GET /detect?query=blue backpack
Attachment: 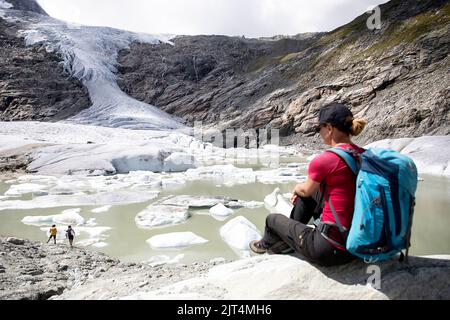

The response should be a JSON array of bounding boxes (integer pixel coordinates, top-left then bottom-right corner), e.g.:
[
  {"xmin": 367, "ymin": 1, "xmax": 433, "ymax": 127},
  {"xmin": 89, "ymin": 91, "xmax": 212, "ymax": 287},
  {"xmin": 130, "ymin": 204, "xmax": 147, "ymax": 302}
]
[{"xmin": 326, "ymin": 147, "xmax": 418, "ymax": 262}]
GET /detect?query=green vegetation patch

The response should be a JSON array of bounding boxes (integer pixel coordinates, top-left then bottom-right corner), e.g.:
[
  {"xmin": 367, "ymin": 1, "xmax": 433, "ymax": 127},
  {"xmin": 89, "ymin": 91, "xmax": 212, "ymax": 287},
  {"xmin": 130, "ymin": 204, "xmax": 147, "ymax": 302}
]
[{"xmin": 364, "ymin": 4, "xmax": 450, "ymax": 55}]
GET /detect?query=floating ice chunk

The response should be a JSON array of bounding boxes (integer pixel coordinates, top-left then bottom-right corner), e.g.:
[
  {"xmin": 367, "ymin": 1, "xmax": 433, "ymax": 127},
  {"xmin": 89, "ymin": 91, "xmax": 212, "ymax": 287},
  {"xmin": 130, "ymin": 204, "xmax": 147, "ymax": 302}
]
[
  {"xmin": 185, "ymin": 165, "xmax": 256, "ymax": 185},
  {"xmin": 124, "ymin": 171, "xmax": 161, "ymax": 185},
  {"xmin": 241, "ymin": 201, "xmax": 265, "ymax": 209},
  {"xmin": 23, "ymin": 215, "xmax": 54, "ymax": 226},
  {"xmin": 77, "ymin": 226, "xmax": 111, "ymax": 239},
  {"xmin": 91, "ymin": 205, "xmax": 112, "ymax": 214},
  {"xmin": 255, "ymin": 168, "xmax": 305, "ymax": 184},
  {"xmin": 77, "ymin": 239, "xmax": 108, "ymax": 248},
  {"xmin": 220, "ymin": 216, "xmax": 261, "ymax": 258},
  {"xmin": 23, "ymin": 208, "xmax": 85, "ymax": 226},
  {"xmin": 264, "ymin": 188, "xmax": 293, "ymax": 217},
  {"xmin": 145, "ymin": 254, "xmax": 185, "ymax": 267},
  {"xmin": 161, "ymin": 177, "xmax": 186, "ymax": 189},
  {"xmin": 0, "ymin": 191, "xmax": 159, "ymax": 211},
  {"xmin": 135, "ymin": 205, "xmax": 190, "ymax": 229},
  {"xmin": 53, "ymin": 208, "xmax": 86, "ymax": 226},
  {"xmin": 209, "ymin": 203, "xmax": 234, "ymax": 217},
  {"xmin": 157, "ymin": 195, "xmax": 237, "ymax": 209},
  {"xmin": 85, "ymin": 218, "xmax": 97, "ymax": 227},
  {"xmin": 74, "ymin": 226, "xmax": 111, "ymax": 247},
  {"xmin": 264, "ymin": 188, "xmax": 280, "ymax": 207},
  {"xmin": 77, "ymin": 239, "xmax": 99, "ymax": 247},
  {"xmin": 4, "ymin": 183, "xmax": 48, "ymax": 196},
  {"xmin": 147, "ymin": 232, "xmax": 208, "ymax": 249}
]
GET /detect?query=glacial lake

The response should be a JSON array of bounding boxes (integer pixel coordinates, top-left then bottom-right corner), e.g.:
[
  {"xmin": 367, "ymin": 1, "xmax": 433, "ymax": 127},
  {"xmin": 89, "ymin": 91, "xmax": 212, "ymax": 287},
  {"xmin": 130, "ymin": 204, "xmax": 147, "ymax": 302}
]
[{"xmin": 0, "ymin": 166, "xmax": 449, "ymax": 265}]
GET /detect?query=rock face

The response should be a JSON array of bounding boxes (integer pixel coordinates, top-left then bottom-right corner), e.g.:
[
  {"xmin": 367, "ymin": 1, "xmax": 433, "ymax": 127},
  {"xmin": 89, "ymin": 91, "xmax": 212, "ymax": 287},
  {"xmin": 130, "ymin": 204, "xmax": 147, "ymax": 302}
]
[
  {"xmin": 117, "ymin": 34, "xmax": 322, "ymax": 132},
  {"xmin": 118, "ymin": 0, "xmax": 450, "ymax": 145},
  {"xmin": 0, "ymin": 4, "xmax": 91, "ymax": 121}
]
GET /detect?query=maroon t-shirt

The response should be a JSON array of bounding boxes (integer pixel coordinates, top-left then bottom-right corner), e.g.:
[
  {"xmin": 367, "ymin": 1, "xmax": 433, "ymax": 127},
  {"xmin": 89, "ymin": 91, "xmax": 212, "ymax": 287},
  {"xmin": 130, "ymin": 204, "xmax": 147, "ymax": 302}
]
[{"xmin": 308, "ymin": 143, "xmax": 365, "ymax": 249}]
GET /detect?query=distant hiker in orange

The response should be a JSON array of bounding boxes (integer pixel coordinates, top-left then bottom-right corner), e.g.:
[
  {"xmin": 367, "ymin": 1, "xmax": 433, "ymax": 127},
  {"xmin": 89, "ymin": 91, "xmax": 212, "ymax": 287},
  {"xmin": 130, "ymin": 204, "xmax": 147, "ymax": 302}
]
[{"xmin": 47, "ymin": 225, "xmax": 57, "ymax": 244}]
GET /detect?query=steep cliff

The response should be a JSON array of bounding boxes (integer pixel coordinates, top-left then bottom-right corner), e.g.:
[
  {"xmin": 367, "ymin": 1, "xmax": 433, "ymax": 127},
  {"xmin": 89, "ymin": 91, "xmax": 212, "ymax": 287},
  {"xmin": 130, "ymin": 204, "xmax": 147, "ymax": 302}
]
[{"xmin": 0, "ymin": 0, "xmax": 91, "ymax": 121}]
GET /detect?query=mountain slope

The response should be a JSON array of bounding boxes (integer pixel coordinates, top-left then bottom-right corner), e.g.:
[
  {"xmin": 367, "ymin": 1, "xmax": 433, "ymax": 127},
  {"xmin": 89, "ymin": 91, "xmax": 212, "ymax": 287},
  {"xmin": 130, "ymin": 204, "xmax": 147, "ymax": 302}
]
[
  {"xmin": 117, "ymin": 33, "xmax": 322, "ymax": 131},
  {"xmin": 0, "ymin": 1, "xmax": 90, "ymax": 121},
  {"xmin": 0, "ymin": 0, "xmax": 185, "ymax": 130},
  {"xmin": 118, "ymin": 0, "xmax": 449, "ymax": 144},
  {"xmin": 0, "ymin": 0, "xmax": 448, "ymax": 143}
]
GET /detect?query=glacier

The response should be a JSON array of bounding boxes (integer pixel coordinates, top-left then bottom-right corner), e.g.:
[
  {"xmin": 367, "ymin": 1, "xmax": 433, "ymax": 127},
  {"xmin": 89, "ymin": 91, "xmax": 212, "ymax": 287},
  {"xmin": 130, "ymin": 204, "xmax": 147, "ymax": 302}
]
[{"xmin": 1, "ymin": 6, "xmax": 185, "ymax": 131}]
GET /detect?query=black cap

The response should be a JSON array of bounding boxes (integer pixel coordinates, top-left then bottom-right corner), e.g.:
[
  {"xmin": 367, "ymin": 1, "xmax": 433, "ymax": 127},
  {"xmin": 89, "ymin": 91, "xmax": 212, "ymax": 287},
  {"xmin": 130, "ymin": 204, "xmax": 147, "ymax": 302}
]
[{"xmin": 317, "ymin": 103, "xmax": 354, "ymax": 133}]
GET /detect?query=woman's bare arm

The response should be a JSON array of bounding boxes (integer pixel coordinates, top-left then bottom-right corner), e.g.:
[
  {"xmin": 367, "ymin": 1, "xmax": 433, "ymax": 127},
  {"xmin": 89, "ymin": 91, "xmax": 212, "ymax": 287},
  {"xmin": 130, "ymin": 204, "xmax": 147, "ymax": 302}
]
[{"xmin": 292, "ymin": 177, "xmax": 321, "ymax": 198}]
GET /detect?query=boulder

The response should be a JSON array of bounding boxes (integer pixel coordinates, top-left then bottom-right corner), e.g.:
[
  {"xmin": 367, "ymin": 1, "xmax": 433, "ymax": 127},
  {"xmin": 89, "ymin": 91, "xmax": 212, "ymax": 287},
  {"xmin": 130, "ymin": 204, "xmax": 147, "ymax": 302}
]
[
  {"xmin": 121, "ymin": 254, "xmax": 450, "ymax": 300},
  {"xmin": 6, "ymin": 237, "xmax": 25, "ymax": 245}
]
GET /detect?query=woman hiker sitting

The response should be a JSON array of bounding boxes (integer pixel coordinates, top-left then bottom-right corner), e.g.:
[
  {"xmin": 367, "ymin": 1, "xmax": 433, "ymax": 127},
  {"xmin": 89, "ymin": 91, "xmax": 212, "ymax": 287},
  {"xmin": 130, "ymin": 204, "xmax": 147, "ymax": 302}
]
[{"xmin": 249, "ymin": 103, "xmax": 368, "ymax": 267}]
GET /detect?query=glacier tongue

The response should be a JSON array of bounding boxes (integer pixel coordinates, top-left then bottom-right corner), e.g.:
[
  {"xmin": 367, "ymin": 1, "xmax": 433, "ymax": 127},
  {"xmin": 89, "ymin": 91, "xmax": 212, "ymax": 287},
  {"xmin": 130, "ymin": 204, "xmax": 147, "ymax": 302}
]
[{"xmin": 2, "ymin": 9, "xmax": 185, "ymax": 130}]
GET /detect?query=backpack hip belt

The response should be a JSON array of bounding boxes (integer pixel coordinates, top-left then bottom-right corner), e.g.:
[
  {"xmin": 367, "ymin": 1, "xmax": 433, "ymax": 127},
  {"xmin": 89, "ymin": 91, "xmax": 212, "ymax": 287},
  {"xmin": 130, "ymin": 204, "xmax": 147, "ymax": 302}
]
[{"xmin": 315, "ymin": 220, "xmax": 348, "ymax": 250}]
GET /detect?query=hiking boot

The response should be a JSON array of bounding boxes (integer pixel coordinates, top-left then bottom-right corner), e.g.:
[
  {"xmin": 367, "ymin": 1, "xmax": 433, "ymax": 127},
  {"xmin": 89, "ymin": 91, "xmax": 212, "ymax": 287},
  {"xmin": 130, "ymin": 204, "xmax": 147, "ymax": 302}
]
[{"xmin": 249, "ymin": 240, "xmax": 269, "ymax": 254}]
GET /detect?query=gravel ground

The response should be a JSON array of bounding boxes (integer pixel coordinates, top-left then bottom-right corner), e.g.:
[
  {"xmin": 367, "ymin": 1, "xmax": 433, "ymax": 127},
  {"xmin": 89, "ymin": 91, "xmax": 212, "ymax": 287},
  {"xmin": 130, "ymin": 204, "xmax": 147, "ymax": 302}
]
[{"xmin": 0, "ymin": 237, "xmax": 229, "ymax": 300}]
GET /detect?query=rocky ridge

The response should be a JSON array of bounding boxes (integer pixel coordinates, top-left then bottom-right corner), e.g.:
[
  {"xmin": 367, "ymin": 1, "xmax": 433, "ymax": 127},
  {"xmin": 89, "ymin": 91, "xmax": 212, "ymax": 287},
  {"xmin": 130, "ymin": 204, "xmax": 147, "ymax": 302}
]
[{"xmin": 0, "ymin": 1, "xmax": 91, "ymax": 121}]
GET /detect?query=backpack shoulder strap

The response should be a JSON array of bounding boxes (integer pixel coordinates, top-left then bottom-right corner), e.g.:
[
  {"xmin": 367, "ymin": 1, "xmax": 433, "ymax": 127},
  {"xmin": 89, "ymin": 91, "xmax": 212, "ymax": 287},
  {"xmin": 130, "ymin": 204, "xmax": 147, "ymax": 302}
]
[
  {"xmin": 322, "ymin": 147, "xmax": 362, "ymax": 238},
  {"xmin": 327, "ymin": 147, "xmax": 361, "ymax": 176},
  {"xmin": 323, "ymin": 189, "xmax": 348, "ymax": 236}
]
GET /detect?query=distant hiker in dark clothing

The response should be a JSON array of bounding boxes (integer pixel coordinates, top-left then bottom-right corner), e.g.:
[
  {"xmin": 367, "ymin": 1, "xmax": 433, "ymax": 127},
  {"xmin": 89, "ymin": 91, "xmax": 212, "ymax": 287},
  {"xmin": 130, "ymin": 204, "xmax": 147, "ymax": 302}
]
[
  {"xmin": 47, "ymin": 225, "xmax": 57, "ymax": 244},
  {"xmin": 65, "ymin": 226, "xmax": 75, "ymax": 248},
  {"xmin": 250, "ymin": 103, "xmax": 368, "ymax": 266}
]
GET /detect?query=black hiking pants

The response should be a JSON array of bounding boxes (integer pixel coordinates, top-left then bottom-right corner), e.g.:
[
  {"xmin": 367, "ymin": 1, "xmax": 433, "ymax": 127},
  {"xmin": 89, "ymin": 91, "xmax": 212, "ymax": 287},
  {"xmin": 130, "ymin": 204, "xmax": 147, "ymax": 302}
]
[
  {"xmin": 47, "ymin": 235, "xmax": 56, "ymax": 244},
  {"xmin": 261, "ymin": 191, "xmax": 356, "ymax": 267}
]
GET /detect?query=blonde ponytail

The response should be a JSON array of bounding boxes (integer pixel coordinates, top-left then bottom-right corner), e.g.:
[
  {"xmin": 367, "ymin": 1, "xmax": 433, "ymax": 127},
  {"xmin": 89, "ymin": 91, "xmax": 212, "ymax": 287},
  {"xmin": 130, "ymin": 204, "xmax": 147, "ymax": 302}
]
[{"xmin": 350, "ymin": 118, "xmax": 368, "ymax": 136}]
